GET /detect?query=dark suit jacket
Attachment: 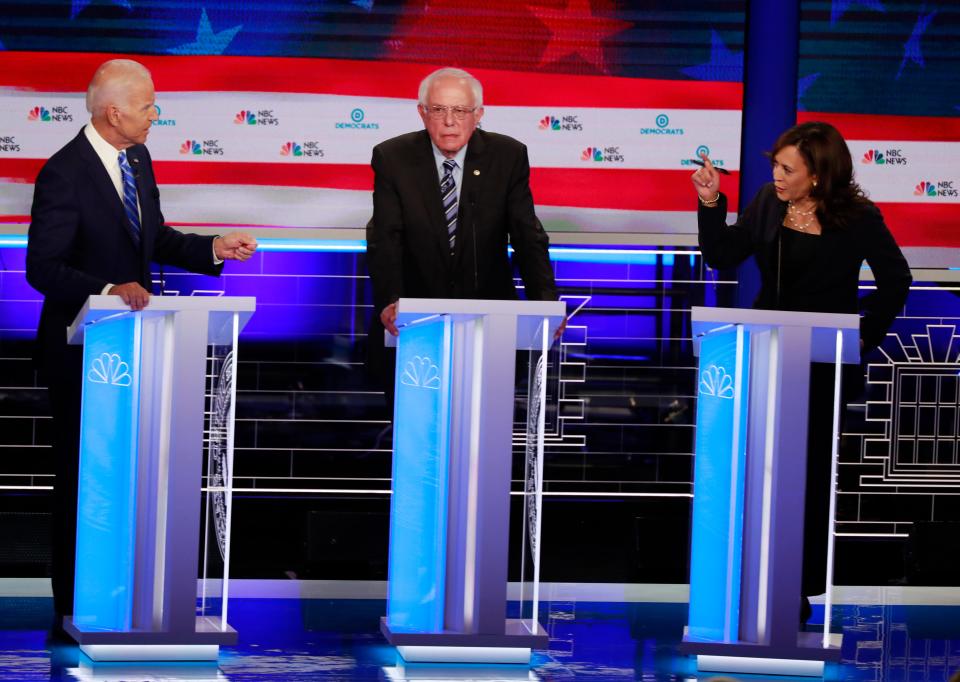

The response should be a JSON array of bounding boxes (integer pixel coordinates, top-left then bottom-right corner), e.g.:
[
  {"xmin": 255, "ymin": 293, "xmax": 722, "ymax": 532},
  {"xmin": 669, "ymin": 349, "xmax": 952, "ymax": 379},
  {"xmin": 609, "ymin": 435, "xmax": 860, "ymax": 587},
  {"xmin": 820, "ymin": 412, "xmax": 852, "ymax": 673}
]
[
  {"xmin": 697, "ymin": 183, "xmax": 912, "ymax": 351},
  {"xmin": 366, "ymin": 128, "xmax": 558, "ymax": 312},
  {"xmin": 26, "ymin": 127, "xmax": 222, "ymax": 366}
]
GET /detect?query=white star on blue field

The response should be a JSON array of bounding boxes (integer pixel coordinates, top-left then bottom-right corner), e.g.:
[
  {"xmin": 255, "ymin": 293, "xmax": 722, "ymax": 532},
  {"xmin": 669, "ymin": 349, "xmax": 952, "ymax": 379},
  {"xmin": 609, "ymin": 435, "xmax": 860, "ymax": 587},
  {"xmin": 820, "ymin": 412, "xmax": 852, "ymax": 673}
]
[
  {"xmin": 681, "ymin": 30, "xmax": 742, "ymax": 82},
  {"xmin": 831, "ymin": 0, "xmax": 885, "ymax": 27},
  {"xmin": 71, "ymin": 0, "xmax": 132, "ymax": 20},
  {"xmin": 168, "ymin": 8, "xmax": 242, "ymax": 56},
  {"xmin": 897, "ymin": 9, "xmax": 937, "ymax": 80}
]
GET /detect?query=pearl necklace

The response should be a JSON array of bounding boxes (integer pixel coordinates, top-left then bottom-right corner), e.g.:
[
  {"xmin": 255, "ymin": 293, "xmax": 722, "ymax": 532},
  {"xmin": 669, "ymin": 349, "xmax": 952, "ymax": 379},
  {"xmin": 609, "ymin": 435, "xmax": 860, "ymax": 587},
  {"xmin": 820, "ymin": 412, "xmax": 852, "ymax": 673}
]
[{"xmin": 787, "ymin": 201, "xmax": 817, "ymax": 232}]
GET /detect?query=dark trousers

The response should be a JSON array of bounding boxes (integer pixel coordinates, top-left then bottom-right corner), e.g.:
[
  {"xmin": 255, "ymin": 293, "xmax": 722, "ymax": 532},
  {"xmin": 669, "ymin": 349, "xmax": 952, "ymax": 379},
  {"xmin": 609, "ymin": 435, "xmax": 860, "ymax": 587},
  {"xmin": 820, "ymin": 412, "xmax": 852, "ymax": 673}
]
[
  {"xmin": 801, "ymin": 362, "xmax": 864, "ymax": 597},
  {"xmin": 43, "ymin": 345, "xmax": 83, "ymax": 619}
]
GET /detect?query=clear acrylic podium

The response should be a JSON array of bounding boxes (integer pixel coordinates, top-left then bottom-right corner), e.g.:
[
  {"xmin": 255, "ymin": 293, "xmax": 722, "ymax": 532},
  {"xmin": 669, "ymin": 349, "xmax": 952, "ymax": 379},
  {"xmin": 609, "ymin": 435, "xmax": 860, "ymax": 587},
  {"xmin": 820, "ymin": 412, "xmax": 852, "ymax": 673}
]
[
  {"xmin": 64, "ymin": 295, "xmax": 255, "ymax": 662},
  {"xmin": 681, "ymin": 306, "xmax": 860, "ymax": 677},
  {"xmin": 380, "ymin": 297, "xmax": 566, "ymax": 664}
]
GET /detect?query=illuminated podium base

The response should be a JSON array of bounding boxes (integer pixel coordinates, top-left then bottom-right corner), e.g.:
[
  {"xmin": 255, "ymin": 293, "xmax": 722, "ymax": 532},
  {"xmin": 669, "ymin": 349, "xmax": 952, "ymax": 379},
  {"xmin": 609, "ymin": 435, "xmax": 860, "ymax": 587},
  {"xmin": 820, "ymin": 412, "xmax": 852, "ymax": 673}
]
[
  {"xmin": 681, "ymin": 628, "xmax": 842, "ymax": 677},
  {"xmin": 64, "ymin": 615, "xmax": 237, "ymax": 662},
  {"xmin": 381, "ymin": 618, "xmax": 548, "ymax": 664}
]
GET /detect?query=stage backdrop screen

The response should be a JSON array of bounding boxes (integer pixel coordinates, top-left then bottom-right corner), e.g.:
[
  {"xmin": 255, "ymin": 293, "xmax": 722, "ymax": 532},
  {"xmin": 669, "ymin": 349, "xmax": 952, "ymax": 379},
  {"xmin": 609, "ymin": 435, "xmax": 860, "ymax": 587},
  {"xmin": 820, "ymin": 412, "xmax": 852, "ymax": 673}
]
[
  {"xmin": 798, "ymin": 0, "xmax": 960, "ymax": 249},
  {"xmin": 0, "ymin": 1, "xmax": 744, "ymax": 237}
]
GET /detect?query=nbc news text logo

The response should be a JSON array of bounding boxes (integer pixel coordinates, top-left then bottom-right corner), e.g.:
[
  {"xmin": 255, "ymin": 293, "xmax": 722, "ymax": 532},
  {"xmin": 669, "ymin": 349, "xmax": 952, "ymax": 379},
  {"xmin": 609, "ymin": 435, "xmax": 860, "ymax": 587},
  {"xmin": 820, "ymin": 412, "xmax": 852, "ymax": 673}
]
[
  {"xmin": 862, "ymin": 149, "xmax": 907, "ymax": 166},
  {"xmin": 640, "ymin": 113, "xmax": 683, "ymax": 135},
  {"xmin": 234, "ymin": 109, "xmax": 280, "ymax": 126},
  {"xmin": 914, "ymin": 180, "xmax": 958, "ymax": 198},
  {"xmin": 581, "ymin": 146, "xmax": 624, "ymax": 163},
  {"xmin": 27, "ymin": 105, "xmax": 73, "ymax": 123},
  {"xmin": 280, "ymin": 141, "xmax": 323, "ymax": 158},
  {"xmin": 0, "ymin": 136, "xmax": 21, "ymax": 152},
  {"xmin": 538, "ymin": 115, "xmax": 582, "ymax": 132},
  {"xmin": 179, "ymin": 139, "xmax": 224, "ymax": 156}
]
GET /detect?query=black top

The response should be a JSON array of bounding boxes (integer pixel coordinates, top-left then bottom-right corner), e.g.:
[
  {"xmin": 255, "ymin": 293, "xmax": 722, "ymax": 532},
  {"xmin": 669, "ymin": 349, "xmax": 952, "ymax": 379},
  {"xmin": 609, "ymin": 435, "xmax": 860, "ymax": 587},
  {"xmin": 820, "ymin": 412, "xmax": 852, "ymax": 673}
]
[{"xmin": 697, "ymin": 183, "xmax": 913, "ymax": 351}]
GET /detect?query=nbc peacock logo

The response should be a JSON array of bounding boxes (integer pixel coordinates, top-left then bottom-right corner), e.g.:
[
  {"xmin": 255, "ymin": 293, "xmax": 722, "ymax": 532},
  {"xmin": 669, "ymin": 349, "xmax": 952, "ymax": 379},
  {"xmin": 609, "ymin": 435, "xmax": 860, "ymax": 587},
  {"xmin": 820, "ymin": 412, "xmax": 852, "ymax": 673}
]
[
  {"xmin": 862, "ymin": 149, "xmax": 885, "ymax": 164},
  {"xmin": 581, "ymin": 147, "xmax": 603, "ymax": 162},
  {"xmin": 234, "ymin": 109, "xmax": 279, "ymax": 126},
  {"xmin": 28, "ymin": 106, "xmax": 51, "ymax": 122},
  {"xmin": 914, "ymin": 181, "xmax": 936, "ymax": 197},
  {"xmin": 180, "ymin": 140, "xmax": 202, "ymax": 155},
  {"xmin": 581, "ymin": 146, "xmax": 623, "ymax": 163},
  {"xmin": 281, "ymin": 141, "xmax": 323, "ymax": 158},
  {"xmin": 27, "ymin": 105, "xmax": 72, "ymax": 122},
  {"xmin": 539, "ymin": 114, "xmax": 581, "ymax": 131},
  {"xmin": 539, "ymin": 116, "xmax": 560, "ymax": 131},
  {"xmin": 280, "ymin": 141, "xmax": 302, "ymax": 157}
]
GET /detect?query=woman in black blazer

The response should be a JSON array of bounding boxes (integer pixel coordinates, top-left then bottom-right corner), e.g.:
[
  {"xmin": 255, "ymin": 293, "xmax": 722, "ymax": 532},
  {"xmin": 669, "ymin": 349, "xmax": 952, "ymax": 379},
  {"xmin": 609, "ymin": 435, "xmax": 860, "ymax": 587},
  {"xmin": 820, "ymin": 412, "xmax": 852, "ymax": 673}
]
[{"xmin": 691, "ymin": 121, "xmax": 912, "ymax": 623}]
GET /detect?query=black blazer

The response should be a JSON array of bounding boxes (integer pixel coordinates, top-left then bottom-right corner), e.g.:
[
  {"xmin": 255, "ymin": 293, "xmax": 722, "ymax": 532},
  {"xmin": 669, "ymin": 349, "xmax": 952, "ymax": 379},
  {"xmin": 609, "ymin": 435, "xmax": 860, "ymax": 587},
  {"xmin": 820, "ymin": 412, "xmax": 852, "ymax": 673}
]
[
  {"xmin": 26, "ymin": 128, "xmax": 222, "ymax": 366},
  {"xmin": 697, "ymin": 183, "xmax": 912, "ymax": 351},
  {"xmin": 366, "ymin": 128, "xmax": 558, "ymax": 312}
]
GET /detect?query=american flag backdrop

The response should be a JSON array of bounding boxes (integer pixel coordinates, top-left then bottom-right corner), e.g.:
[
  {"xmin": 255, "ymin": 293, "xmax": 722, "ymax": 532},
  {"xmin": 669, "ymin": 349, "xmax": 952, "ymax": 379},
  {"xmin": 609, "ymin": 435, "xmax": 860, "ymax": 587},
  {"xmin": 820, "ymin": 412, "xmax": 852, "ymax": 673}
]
[
  {"xmin": 0, "ymin": 0, "xmax": 957, "ymax": 246},
  {"xmin": 0, "ymin": 1, "xmax": 746, "ymax": 237}
]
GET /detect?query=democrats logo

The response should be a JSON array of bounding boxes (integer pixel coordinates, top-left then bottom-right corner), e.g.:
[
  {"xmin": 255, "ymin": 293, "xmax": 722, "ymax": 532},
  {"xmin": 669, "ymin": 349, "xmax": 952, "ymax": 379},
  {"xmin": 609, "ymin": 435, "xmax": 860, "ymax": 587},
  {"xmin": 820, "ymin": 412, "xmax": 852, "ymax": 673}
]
[
  {"xmin": 152, "ymin": 105, "xmax": 176, "ymax": 127},
  {"xmin": 862, "ymin": 149, "xmax": 907, "ymax": 166},
  {"xmin": 234, "ymin": 109, "xmax": 279, "ymax": 126},
  {"xmin": 680, "ymin": 145, "xmax": 726, "ymax": 169},
  {"xmin": 27, "ymin": 105, "xmax": 73, "ymax": 123},
  {"xmin": 915, "ymin": 180, "xmax": 958, "ymax": 198},
  {"xmin": 539, "ymin": 114, "xmax": 582, "ymax": 131},
  {"xmin": 335, "ymin": 107, "xmax": 380, "ymax": 130},
  {"xmin": 280, "ymin": 141, "xmax": 323, "ymax": 158},
  {"xmin": 581, "ymin": 146, "xmax": 624, "ymax": 163},
  {"xmin": 180, "ymin": 139, "xmax": 224, "ymax": 156},
  {"xmin": 641, "ymin": 113, "xmax": 683, "ymax": 136},
  {"xmin": 0, "ymin": 136, "xmax": 21, "ymax": 153}
]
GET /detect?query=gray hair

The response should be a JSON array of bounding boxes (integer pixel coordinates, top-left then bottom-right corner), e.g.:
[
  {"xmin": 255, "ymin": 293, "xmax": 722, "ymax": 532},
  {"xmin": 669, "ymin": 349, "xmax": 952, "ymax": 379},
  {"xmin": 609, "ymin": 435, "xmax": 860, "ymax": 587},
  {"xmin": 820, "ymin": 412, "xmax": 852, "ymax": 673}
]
[
  {"xmin": 417, "ymin": 67, "xmax": 483, "ymax": 108},
  {"xmin": 86, "ymin": 59, "xmax": 153, "ymax": 117}
]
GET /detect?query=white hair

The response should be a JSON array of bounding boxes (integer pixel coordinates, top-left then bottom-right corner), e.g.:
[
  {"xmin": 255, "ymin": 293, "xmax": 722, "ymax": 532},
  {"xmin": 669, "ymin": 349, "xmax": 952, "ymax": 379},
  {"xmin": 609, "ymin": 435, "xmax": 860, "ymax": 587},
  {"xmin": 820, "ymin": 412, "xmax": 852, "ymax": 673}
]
[
  {"xmin": 417, "ymin": 67, "xmax": 483, "ymax": 108},
  {"xmin": 85, "ymin": 59, "xmax": 153, "ymax": 117}
]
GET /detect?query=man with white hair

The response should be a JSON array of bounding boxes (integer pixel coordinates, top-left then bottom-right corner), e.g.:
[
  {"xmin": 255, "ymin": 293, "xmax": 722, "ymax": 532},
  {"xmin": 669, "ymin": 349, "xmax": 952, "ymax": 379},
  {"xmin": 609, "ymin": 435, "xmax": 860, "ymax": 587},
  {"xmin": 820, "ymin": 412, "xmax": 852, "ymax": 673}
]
[
  {"xmin": 367, "ymin": 67, "xmax": 558, "ymax": 337},
  {"xmin": 26, "ymin": 59, "xmax": 257, "ymax": 632}
]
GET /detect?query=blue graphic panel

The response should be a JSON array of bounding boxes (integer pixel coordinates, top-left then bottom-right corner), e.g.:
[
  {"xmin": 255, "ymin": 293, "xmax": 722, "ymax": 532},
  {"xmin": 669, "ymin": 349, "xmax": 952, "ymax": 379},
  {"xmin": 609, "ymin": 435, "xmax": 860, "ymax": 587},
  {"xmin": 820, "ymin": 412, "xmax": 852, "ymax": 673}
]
[
  {"xmin": 688, "ymin": 326, "xmax": 749, "ymax": 642},
  {"xmin": 74, "ymin": 314, "xmax": 141, "ymax": 631},
  {"xmin": 386, "ymin": 317, "xmax": 452, "ymax": 633}
]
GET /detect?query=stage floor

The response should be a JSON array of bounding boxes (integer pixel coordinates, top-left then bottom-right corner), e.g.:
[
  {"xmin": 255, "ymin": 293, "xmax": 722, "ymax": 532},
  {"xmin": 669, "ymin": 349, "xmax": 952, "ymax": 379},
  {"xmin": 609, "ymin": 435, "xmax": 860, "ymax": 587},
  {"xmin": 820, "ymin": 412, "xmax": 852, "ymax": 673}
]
[{"xmin": 1, "ymin": 583, "xmax": 958, "ymax": 681}]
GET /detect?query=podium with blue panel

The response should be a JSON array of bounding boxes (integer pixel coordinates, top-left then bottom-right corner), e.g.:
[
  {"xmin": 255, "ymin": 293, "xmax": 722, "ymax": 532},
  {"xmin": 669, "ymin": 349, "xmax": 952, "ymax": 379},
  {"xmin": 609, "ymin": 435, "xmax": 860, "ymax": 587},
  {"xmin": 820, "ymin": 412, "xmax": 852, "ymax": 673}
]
[
  {"xmin": 64, "ymin": 295, "xmax": 255, "ymax": 662},
  {"xmin": 681, "ymin": 306, "xmax": 860, "ymax": 677},
  {"xmin": 380, "ymin": 297, "xmax": 566, "ymax": 664}
]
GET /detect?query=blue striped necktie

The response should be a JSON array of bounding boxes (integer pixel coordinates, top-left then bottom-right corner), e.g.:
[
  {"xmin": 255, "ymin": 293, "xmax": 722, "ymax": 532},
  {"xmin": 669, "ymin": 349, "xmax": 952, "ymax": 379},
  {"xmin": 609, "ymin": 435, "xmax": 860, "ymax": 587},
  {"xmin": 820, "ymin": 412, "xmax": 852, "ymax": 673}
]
[
  {"xmin": 118, "ymin": 150, "xmax": 141, "ymax": 248},
  {"xmin": 440, "ymin": 158, "xmax": 458, "ymax": 254}
]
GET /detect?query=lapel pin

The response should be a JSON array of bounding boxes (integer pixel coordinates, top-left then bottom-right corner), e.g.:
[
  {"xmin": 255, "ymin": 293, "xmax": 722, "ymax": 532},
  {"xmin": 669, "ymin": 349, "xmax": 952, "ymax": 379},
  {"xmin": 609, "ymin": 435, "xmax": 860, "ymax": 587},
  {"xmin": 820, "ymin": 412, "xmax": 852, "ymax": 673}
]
[{"xmin": 473, "ymin": 169, "xmax": 480, "ymax": 176}]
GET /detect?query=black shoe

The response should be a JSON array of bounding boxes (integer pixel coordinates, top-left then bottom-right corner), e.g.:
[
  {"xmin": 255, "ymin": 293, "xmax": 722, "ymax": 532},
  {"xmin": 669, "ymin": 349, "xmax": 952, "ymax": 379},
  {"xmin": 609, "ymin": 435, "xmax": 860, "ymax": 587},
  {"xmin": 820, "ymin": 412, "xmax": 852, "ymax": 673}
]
[{"xmin": 800, "ymin": 596, "xmax": 812, "ymax": 625}]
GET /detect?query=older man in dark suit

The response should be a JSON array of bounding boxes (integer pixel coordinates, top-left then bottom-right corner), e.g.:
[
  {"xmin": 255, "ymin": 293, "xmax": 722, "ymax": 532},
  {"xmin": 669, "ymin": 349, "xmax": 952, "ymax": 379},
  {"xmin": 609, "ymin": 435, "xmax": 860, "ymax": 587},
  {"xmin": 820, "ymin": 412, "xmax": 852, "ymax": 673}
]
[
  {"xmin": 26, "ymin": 59, "xmax": 256, "ymax": 629},
  {"xmin": 367, "ymin": 67, "xmax": 559, "ymax": 336}
]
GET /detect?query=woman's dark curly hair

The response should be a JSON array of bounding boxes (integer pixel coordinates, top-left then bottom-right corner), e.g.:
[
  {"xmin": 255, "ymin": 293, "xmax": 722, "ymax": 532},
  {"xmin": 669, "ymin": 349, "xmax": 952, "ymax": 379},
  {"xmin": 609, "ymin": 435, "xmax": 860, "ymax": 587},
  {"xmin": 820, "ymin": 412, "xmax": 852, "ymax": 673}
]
[{"xmin": 770, "ymin": 121, "xmax": 872, "ymax": 229}]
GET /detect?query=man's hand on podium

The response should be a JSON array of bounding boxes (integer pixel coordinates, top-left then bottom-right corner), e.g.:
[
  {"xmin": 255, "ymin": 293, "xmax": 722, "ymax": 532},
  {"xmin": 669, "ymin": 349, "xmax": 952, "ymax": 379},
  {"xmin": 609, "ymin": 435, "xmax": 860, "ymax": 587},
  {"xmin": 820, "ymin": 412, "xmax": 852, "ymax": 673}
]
[
  {"xmin": 381, "ymin": 302, "xmax": 399, "ymax": 336},
  {"xmin": 109, "ymin": 282, "xmax": 150, "ymax": 311},
  {"xmin": 214, "ymin": 232, "xmax": 258, "ymax": 262}
]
